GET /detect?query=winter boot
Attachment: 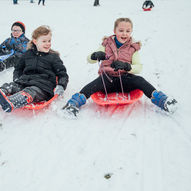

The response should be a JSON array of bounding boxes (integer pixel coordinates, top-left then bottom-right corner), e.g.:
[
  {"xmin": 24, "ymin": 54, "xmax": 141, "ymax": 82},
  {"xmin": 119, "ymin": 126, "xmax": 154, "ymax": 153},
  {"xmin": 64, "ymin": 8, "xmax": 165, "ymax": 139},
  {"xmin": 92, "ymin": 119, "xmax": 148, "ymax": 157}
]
[
  {"xmin": 62, "ymin": 93, "xmax": 86, "ymax": 116},
  {"xmin": 0, "ymin": 90, "xmax": 33, "ymax": 112},
  {"xmin": 151, "ymin": 90, "xmax": 177, "ymax": 113}
]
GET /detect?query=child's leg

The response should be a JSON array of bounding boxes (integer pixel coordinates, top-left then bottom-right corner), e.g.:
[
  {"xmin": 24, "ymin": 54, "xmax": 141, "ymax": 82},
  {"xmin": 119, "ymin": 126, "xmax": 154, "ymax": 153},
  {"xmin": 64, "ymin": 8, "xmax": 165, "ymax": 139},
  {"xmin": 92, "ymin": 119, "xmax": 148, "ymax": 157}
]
[
  {"xmin": 63, "ymin": 75, "xmax": 115, "ymax": 116},
  {"xmin": 23, "ymin": 86, "xmax": 49, "ymax": 102},
  {"xmin": 121, "ymin": 74, "xmax": 177, "ymax": 113},
  {"xmin": 0, "ymin": 86, "xmax": 48, "ymax": 112},
  {"xmin": 80, "ymin": 75, "xmax": 115, "ymax": 99},
  {"xmin": 121, "ymin": 74, "xmax": 155, "ymax": 98},
  {"xmin": 0, "ymin": 82, "xmax": 23, "ymax": 95}
]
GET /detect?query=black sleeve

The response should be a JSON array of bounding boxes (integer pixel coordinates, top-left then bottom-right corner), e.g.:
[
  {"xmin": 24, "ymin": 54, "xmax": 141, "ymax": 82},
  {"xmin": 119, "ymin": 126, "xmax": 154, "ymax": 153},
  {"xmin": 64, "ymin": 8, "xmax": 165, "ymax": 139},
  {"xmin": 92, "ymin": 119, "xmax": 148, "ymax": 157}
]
[
  {"xmin": 13, "ymin": 55, "xmax": 25, "ymax": 81},
  {"xmin": 52, "ymin": 54, "xmax": 69, "ymax": 90}
]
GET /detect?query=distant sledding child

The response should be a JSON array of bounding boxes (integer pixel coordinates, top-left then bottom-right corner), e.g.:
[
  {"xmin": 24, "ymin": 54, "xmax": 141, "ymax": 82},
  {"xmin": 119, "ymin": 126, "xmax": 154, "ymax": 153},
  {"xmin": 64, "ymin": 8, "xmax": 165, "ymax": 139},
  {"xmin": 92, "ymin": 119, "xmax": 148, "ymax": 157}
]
[
  {"xmin": 62, "ymin": 17, "xmax": 177, "ymax": 116},
  {"xmin": 0, "ymin": 25, "xmax": 69, "ymax": 112},
  {"xmin": 0, "ymin": 21, "xmax": 29, "ymax": 71},
  {"xmin": 142, "ymin": 0, "xmax": 154, "ymax": 10}
]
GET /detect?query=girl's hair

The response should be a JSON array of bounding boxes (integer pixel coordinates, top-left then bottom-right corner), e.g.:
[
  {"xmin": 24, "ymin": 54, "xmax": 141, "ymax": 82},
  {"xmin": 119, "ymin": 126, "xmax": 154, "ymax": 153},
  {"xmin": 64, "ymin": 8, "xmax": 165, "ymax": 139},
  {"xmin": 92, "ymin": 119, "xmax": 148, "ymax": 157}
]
[
  {"xmin": 114, "ymin": 18, "xmax": 133, "ymax": 30},
  {"xmin": 32, "ymin": 25, "xmax": 52, "ymax": 40},
  {"xmin": 27, "ymin": 25, "xmax": 59, "ymax": 54}
]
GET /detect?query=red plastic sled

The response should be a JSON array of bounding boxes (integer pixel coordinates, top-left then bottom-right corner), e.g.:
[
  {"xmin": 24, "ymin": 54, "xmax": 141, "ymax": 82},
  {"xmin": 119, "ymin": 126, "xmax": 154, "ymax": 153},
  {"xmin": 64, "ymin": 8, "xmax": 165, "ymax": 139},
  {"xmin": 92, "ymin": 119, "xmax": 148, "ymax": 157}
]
[
  {"xmin": 91, "ymin": 89, "xmax": 143, "ymax": 106},
  {"xmin": 23, "ymin": 94, "xmax": 58, "ymax": 110},
  {"xmin": 143, "ymin": 8, "xmax": 151, "ymax": 11}
]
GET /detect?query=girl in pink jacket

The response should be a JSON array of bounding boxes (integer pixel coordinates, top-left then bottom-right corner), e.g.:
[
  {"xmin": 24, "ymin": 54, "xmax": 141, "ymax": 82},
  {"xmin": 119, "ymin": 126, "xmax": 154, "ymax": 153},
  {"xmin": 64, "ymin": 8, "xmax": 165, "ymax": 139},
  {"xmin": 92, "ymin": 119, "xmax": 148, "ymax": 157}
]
[{"xmin": 62, "ymin": 18, "xmax": 177, "ymax": 116}]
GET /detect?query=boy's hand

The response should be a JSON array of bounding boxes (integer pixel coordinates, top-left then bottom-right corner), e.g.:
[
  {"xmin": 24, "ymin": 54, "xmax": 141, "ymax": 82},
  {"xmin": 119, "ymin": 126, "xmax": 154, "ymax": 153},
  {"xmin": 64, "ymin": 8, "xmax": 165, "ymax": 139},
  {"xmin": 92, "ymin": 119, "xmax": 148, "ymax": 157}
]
[
  {"xmin": 111, "ymin": 61, "xmax": 132, "ymax": 72},
  {"xmin": 91, "ymin": 51, "xmax": 106, "ymax": 61}
]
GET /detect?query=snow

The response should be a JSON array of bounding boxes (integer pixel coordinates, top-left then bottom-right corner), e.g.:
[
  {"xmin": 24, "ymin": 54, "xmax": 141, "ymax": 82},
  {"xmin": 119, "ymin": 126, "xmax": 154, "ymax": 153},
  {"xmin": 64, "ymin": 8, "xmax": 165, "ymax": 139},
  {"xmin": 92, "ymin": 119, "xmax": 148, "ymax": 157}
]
[{"xmin": 0, "ymin": 0, "xmax": 191, "ymax": 191}]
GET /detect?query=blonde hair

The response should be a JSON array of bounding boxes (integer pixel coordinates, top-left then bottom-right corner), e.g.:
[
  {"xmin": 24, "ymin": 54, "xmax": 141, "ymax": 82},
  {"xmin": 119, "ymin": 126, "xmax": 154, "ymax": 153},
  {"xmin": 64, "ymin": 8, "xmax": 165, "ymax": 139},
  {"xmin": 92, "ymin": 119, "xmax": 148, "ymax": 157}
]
[
  {"xmin": 32, "ymin": 25, "xmax": 52, "ymax": 40},
  {"xmin": 114, "ymin": 18, "xmax": 133, "ymax": 30},
  {"xmin": 27, "ymin": 25, "xmax": 59, "ymax": 54}
]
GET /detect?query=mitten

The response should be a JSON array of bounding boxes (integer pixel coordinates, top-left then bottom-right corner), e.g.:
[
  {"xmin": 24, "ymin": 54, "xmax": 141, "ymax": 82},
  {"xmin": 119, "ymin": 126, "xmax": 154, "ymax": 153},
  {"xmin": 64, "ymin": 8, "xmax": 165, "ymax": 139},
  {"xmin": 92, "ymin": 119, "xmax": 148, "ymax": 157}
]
[
  {"xmin": 91, "ymin": 51, "xmax": 106, "ymax": 61},
  {"xmin": 111, "ymin": 61, "xmax": 132, "ymax": 71},
  {"xmin": 54, "ymin": 85, "xmax": 64, "ymax": 96}
]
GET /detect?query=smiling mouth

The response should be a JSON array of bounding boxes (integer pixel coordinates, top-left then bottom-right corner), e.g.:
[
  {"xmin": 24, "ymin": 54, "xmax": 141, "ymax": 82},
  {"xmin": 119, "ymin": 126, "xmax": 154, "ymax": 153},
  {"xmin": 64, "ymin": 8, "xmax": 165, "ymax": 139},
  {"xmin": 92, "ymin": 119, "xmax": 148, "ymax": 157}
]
[{"xmin": 121, "ymin": 37, "xmax": 127, "ymax": 40}]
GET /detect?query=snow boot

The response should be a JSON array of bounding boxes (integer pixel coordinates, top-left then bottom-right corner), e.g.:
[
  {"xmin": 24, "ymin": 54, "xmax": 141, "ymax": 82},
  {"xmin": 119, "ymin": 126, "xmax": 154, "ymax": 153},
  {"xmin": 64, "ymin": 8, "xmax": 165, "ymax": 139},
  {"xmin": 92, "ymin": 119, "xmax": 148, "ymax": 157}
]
[
  {"xmin": 0, "ymin": 89, "xmax": 33, "ymax": 112},
  {"xmin": 62, "ymin": 93, "xmax": 86, "ymax": 116},
  {"xmin": 151, "ymin": 90, "xmax": 177, "ymax": 114}
]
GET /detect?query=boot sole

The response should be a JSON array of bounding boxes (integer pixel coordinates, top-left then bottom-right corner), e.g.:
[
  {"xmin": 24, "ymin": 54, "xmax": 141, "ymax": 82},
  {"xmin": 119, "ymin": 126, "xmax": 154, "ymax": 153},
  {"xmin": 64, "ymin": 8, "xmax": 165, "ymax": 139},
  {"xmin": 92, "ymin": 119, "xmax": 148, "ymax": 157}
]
[{"xmin": 0, "ymin": 89, "xmax": 14, "ymax": 112}]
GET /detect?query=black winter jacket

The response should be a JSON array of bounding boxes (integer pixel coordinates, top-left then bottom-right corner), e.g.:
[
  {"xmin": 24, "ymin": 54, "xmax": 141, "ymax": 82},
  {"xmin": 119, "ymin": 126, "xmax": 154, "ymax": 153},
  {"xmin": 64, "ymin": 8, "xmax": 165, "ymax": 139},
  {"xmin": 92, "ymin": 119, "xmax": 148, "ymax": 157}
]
[{"xmin": 13, "ymin": 46, "xmax": 69, "ymax": 99}]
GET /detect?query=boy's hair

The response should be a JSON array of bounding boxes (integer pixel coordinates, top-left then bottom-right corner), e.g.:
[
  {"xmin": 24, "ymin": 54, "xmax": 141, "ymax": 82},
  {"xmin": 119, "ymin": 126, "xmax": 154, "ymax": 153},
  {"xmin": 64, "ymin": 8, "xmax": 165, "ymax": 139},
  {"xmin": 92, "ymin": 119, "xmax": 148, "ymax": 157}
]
[
  {"xmin": 11, "ymin": 21, "xmax": 26, "ymax": 33},
  {"xmin": 114, "ymin": 18, "xmax": 133, "ymax": 30}
]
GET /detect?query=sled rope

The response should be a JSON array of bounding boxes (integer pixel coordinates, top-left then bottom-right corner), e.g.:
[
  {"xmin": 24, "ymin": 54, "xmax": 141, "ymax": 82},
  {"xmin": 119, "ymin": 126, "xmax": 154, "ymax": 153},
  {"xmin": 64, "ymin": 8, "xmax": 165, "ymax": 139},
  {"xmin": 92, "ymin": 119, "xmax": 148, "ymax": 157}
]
[
  {"xmin": 118, "ymin": 70, "xmax": 125, "ymax": 99},
  {"xmin": 98, "ymin": 61, "xmax": 108, "ymax": 100}
]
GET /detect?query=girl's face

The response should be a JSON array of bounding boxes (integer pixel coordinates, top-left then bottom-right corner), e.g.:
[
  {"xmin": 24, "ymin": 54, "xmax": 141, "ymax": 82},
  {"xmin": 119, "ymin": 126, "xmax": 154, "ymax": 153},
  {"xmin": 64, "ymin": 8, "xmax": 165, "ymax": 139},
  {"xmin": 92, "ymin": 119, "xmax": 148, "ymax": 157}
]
[
  {"xmin": 114, "ymin": 21, "xmax": 132, "ymax": 44},
  {"xmin": 12, "ymin": 26, "xmax": 23, "ymax": 38},
  {"xmin": 33, "ymin": 33, "xmax": 52, "ymax": 53}
]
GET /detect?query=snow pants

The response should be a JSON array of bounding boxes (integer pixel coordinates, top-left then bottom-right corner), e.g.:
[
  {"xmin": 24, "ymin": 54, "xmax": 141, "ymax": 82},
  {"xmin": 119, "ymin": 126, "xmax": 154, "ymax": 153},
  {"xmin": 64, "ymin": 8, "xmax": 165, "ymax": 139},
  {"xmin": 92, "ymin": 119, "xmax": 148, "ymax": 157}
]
[
  {"xmin": 0, "ymin": 82, "xmax": 49, "ymax": 102},
  {"xmin": 80, "ymin": 73, "xmax": 156, "ymax": 99},
  {"xmin": 38, "ymin": 0, "xmax": 45, "ymax": 5},
  {"xmin": 13, "ymin": 0, "xmax": 18, "ymax": 4}
]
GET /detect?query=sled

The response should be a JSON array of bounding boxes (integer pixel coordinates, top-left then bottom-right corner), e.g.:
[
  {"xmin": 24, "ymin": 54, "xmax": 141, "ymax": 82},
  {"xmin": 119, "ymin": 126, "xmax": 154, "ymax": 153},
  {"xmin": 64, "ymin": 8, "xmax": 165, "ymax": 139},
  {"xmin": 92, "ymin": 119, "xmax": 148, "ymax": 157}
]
[
  {"xmin": 91, "ymin": 89, "xmax": 143, "ymax": 106},
  {"xmin": 0, "ymin": 49, "xmax": 14, "ymax": 62},
  {"xmin": 143, "ymin": 8, "xmax": 151, "ymax": 11},
  {"xmin": 23, "ymin": 94, "xmax": 58, "ymax": 110}
]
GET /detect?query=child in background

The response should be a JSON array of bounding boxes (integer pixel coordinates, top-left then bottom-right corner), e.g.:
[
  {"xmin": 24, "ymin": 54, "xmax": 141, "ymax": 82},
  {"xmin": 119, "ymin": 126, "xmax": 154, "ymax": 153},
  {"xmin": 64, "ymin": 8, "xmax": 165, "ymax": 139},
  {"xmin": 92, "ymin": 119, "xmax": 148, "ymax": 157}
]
[
  {"xmin": 0, "ymin": 25, "xmax": 68, "ymax": 112},
  {"xmin": 38, "ymin": 0, "xmax": 45, "ymax": 6},
  {"xmin": 62, "ymin": 17, "xmax": 177, "ymax": 116},
  {"xmin": 0, "ymin": 21, "xmax": 29, "ymax": 71},
  {"xmin": 142, "ymin": 0, "xmax": 154, "ymax": 10}
]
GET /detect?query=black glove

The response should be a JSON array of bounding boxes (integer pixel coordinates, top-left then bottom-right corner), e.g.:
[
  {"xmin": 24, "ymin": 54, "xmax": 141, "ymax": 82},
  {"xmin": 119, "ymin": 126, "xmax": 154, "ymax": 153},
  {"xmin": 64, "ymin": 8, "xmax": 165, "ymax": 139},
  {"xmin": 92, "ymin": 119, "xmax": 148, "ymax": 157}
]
[
  {"xmin": 4, "ymin": 55, "xmax": 17, "ymax": 69},
  {"xmin": 0, "ymin": 61, "xmax": 6, "ymax": 72},
  {"xmin": 91, "ymin": 51, "xmax": 106, "ymax": 61},
  {"xmin": 111, "ymin": 61, "xmax": 132, "ymax": 72},
  {"xmin": 0, "ymin": 46, "xmax": 11, "ymax": 55}
]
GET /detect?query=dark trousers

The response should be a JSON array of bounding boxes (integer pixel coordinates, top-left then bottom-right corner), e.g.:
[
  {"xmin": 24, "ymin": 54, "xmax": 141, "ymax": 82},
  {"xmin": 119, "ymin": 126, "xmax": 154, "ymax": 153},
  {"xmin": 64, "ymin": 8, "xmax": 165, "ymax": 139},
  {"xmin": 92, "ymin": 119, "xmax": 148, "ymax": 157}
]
[
  {"xmin": 1, "ymin": 82, "xmax": 49, "ymax": 102},
  {"xmin": 13, "ymin": 0, "xmax": 18, "ymax": 4},
  {"xmin": 80, "ymin": 74, "xmax": 156, "ymax": 99},
  {"xmin": 38, "ymin": 0, "xmax": 45, "ymax": 5}
]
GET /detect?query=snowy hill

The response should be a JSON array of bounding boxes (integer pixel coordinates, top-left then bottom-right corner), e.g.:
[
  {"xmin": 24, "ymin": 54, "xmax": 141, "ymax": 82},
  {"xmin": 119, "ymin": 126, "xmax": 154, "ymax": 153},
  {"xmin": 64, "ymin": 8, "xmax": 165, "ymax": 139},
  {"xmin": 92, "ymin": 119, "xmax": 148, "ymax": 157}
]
[{"xmin": 0, "ymin": 0, "xmax": 191, "ymax": 191}]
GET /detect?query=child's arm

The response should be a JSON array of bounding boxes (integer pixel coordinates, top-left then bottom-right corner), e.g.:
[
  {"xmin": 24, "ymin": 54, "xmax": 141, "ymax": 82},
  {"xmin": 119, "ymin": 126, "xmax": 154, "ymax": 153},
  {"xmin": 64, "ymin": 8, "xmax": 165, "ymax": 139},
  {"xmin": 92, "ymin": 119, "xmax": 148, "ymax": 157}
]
[
  {"xmin": 129, "ymin": 51, "xmax": 142, "ymax": 74},
  {"xmin": 0, "ymin": 38, "xmax": 11, "ymax": 50},
  {"xmin": 13, "ymin": 37, "xmax": 29, "ymax": 56},
  {"xmin": 13, "ymin": 56, "xmax": 25, "ymax": 81},
  {"xmin": 87, "ymin": 45, "xmax": 105, "ymax": 64},
  {"xmin": 52, "ymin": 55, "xmax": 69, "ymax": 90}
]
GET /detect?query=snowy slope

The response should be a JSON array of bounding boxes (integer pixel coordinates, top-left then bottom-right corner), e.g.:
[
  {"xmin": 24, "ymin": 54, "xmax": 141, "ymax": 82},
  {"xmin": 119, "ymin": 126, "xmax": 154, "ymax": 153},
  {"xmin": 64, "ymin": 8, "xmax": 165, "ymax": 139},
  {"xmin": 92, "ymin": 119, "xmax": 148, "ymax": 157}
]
[{"xmin": 0, "ymin": 0, "xmax": 191, "ymax": 191}]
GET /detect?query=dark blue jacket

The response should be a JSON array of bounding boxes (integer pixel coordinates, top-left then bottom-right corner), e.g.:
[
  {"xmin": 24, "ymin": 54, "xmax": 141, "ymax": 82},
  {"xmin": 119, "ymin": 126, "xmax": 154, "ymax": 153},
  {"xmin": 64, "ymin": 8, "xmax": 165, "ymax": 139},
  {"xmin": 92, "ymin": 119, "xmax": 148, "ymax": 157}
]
[{"xmin": 0, "ymin": 33, "xmax": 29, "ymax": 57}]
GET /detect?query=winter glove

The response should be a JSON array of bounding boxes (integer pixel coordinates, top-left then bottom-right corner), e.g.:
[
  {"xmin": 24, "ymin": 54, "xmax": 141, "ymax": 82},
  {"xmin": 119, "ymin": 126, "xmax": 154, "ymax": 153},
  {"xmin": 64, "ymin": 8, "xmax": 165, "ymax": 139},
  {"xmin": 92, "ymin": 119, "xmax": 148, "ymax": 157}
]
[
  {"xmin": 4, "ymin": 55, "xmax": 17, "ymax": 69},
  {"xmin": 54, "ymin": 85, "xmax": 64, "ymax": 96},
  {"xmin": 0, "ymin": 61, "xmax": 6, "ymax": 72},
  {"xmin": 0, "ymin": 46, "xmax": 12, "ymax": 55},
  {"xmin": 91, "ymin": 51, "xmax": 106, "ymax": 61},
  {"xmin": 111, "ymin": 61, "xmax": 132, "ymax": 72}
]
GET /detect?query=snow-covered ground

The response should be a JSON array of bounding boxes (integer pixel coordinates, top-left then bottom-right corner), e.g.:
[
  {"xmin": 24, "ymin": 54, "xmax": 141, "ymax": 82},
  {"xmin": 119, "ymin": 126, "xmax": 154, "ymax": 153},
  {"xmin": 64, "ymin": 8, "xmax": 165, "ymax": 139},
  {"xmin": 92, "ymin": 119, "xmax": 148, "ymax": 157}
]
[{"xmin": 0, "ymin": 0, "xmax": 191, "ymax": 191}]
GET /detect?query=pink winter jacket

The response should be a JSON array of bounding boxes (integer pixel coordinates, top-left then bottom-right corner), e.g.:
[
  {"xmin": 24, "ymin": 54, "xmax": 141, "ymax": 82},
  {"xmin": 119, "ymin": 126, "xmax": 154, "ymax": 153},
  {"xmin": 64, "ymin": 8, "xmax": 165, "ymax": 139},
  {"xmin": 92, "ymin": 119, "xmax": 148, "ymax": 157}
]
[{"xmin": 99, "ymin": 35, "xmax": 141, "ymax": 77}]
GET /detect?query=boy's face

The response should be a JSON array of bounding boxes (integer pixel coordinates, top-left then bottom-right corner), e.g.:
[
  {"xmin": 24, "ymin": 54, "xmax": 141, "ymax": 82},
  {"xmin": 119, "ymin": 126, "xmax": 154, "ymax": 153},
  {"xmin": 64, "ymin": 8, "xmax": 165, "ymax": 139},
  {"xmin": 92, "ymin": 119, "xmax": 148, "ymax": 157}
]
[
  {"xmin": 11, "ymin": 26, "xmax": 23, "ymax": 38},
  {"xmin": 114, "ymin": 21, "xmax": 132, "ymax": 44},
  {"xmin": 33, "ymin": 33, "xmax": 52, "ymax": 53}
]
